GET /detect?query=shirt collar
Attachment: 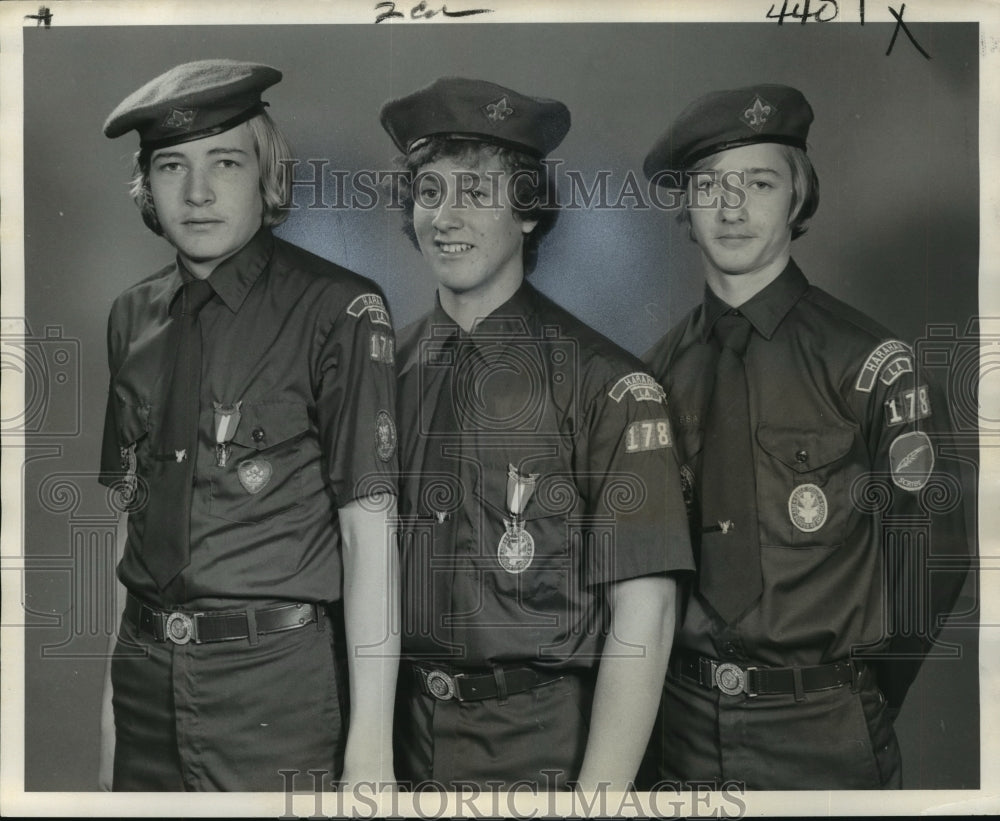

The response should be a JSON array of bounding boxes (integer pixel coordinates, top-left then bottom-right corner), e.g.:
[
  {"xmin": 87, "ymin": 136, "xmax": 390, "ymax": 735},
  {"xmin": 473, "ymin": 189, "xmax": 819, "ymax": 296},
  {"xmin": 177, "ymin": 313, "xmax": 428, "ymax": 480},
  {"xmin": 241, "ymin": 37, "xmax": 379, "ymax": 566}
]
[
  {"xmin": 700, "ymin": 259, "xmax": 809, "ymax": 342},
  {"xmin": 170, "ymin": 227, "xmax": 274, "ymax": 313},
  {"xmin": 430, "ymin": 279, "xmax": 540, "ymax": 342}
]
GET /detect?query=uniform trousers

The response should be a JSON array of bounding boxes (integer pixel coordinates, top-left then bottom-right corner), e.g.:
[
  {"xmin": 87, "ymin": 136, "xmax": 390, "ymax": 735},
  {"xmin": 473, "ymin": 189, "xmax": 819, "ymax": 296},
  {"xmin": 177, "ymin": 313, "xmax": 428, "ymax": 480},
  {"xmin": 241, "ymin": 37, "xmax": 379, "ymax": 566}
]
[
  {"xmin": 395, "ymin": 667, "xmax": 594, "ymax": 790},
  {"xmin": 653, "ymin": 661, "xmax": 902, "ymax": 790},
  {"xmin": 111, "ymin": 605, "xmax": 344, "ymax": 791}
]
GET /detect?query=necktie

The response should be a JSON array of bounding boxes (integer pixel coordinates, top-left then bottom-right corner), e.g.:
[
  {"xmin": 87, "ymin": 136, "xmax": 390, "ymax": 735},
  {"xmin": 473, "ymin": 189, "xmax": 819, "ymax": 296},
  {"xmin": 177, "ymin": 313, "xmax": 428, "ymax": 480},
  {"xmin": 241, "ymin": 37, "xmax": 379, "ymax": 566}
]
[
  {"xmin": 698, "ymin": 311, "xmax": 763, "ymax": 623},
  {"xmin": 140, "ymin": 277, "xmax": 215, "ymax": 590}
]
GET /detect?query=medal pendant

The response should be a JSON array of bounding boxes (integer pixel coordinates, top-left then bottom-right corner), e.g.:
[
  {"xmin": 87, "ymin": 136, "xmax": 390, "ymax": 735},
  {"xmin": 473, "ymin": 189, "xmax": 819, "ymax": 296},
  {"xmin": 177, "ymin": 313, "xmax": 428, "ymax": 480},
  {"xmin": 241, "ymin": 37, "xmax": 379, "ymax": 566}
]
[
  {"xmin": 497, "ymin": 517, "xmax": 535, "ymax": 574},
  {"xmin": 216, "ymin": 443, "xmax": 231, "ymax": 468}
]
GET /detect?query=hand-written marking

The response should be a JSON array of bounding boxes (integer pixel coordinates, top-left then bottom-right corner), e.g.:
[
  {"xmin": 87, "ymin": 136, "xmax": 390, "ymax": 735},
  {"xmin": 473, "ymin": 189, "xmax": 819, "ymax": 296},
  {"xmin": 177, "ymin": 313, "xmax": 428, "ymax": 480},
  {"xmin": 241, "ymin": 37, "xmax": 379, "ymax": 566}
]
[
  {"xmin": 375, "ymin": 1, "xmax": 494, "ymax": 24},
  {"xmin": 765, "ymin": 1, "xmax": 929, "ymax": 59}
]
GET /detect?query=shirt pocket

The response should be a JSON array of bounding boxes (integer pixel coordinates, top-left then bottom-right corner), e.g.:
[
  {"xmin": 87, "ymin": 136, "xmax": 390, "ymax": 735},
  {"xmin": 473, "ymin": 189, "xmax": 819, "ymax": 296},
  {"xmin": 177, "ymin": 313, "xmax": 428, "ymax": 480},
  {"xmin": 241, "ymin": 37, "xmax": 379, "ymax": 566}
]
[
  {"xmin": 755, "ymin": 422, "xmax": 857, "ymax": 547},
  {"xmin": 476, "ymin": 462, "xmax": 578, "ymax": 604},
  {"xmin": 208, "ymin": 400, "xmax": 310, "ymax": 524}
]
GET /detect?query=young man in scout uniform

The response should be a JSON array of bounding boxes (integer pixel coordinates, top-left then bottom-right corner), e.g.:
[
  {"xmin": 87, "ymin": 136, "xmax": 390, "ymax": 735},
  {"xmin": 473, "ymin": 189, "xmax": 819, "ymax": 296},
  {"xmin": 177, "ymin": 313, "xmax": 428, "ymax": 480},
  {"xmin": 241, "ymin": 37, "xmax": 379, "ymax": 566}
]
[
  {"xmin": 380, "ymin": 77, "xmax": 694, "ymax": 791},
  {"xmin": 641, "ymin": 84, "xmax": 969, "ymax": 789},
  {"xmin": 98, "ymin": 59, "xmax": 399, "ymax": 790}
]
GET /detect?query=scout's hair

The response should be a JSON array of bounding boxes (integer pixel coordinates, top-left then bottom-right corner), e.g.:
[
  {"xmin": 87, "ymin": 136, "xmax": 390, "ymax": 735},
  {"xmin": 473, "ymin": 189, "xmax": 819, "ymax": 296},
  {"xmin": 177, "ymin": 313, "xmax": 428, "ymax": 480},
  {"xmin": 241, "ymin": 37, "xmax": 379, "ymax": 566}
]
[
  {"xmin": 128, "ymin": 112, "xmax": 292, "ymax": 235},
  {"xmin": 678, "ymin": 144, "xmax": 820, "ymax": 241},
  {"xmin": 394, "ymin": 137, "xmax": 559, "ymax": 276}
]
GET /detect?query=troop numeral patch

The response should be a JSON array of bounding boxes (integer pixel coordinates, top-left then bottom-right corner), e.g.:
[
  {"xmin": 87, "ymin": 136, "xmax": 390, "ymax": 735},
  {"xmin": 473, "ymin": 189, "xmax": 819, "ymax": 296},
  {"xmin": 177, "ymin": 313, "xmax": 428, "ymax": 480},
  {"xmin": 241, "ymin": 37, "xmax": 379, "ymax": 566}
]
[
  {"xmin": 370, "ymin": 331, "xmax": 395, "ymax": 364},
  {"xmin": 625, "ymin": 418, "xmax": 672, "ymax": 452},
  {"xmin": 884, "ymin": 385, "xmax": 932, "ymax": 427}
]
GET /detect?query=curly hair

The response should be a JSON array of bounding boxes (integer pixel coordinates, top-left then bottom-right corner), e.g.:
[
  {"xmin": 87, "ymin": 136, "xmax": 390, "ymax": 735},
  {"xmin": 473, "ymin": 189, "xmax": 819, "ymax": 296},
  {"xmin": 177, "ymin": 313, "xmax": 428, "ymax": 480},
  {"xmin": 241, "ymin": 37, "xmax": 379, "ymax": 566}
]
[{"xmin": 393, "ymin": 137, "xmax": 560, "ymax": 275}]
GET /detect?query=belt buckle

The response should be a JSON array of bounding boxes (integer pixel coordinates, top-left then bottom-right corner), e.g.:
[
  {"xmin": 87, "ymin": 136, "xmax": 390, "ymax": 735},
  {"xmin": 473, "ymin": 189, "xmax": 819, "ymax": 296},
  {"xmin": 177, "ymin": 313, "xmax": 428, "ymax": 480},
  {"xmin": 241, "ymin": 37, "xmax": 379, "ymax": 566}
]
[
  {"xmin": 714, "ymin": 662, "xmax": 752, "ymax": 696},
  {"xmin": 424, "ymin": 669, "xmax": 456, "ymax": 701},
  {"xmin": 164, "ymin": 612, "xmax": 195, "ymax": 645}
]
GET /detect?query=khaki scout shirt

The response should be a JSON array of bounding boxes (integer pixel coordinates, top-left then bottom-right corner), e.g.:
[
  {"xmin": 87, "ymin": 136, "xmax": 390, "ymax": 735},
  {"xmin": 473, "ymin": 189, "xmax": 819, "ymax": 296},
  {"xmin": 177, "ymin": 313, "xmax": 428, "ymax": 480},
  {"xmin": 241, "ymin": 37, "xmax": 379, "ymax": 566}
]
[
  {"xmin": 99, "ymin": 228, "xmax": 398, "ymax": 609},
  {"xmin": 396, "ymin": 281, "xmax": 694, "ymax": 670},
  {"xmin": 644, "ymin": 260, "xmax": 969, "ymax": 709}
]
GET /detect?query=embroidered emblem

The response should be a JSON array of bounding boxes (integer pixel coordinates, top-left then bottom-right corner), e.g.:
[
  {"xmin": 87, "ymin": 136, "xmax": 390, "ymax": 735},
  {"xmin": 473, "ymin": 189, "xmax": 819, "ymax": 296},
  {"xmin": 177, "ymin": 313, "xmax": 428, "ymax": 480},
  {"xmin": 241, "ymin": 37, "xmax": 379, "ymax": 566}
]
[
  {"xmin": 789, "ymin": 483, "xmax": 828, "ymax": 533},
  {"xmin": 625, "ymin": 418, "xmax": 672, "ymax": 452},
  {"xmin": 880, "ymin": 355, "xmax": 913, "ymax": 387},
  {"xmin": 213, "ymin": 400, "xmax": 242, "ymax": 468},
  {"xmin": 483, "ymin": 95, "xmax": 514, "ymax": 124},
  {"xmin": 884, "ymin": 385, "xmax": 932, "ymax": 427},
  {"xmin": 498, "ymin": 520, "xmax": 535, "ymax": 573},
  {"xmin": 174, "ymin": 449, "xmax": 187, "ymax": 463},
  {"xmin": 162, "ymin": 108, "xmax": 197, "ymax": 130},
  {"xmin": 855, "ymin": 340, "xmax": 913, "ymax": 393},
  {"xmin": 238, "ymin": 459, "xmax": 272, "ymax": 494},
  {"xmin": 375, "ymin": 410, "xmax": 397, "ymax": 462},
  {"xmin": 346, "ymin": 293, "xmax": 392, "ymax": 327},
  {"xmin": 740, "ymin": 95, "xmax": 775, "ymax": 132},
  {"xmin": 607, "ymin": 373, "xmax": 667, "ymax": 404},
  {"xmin": 369, "ymin": 330, "xmax": 395, "ymax": 365},
  {"xmin": 889, "ymin": 431, "xmax": 934, "ymax": 492}
]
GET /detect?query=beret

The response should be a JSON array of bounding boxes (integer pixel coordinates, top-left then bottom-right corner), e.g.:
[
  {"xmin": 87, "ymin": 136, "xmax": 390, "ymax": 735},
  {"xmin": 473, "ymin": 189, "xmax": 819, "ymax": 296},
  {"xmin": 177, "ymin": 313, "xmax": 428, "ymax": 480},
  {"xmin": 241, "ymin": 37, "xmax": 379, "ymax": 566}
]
[
  {"xmin": 104, "ymin": 59, "xmax": 282, "ymax": 150},
  {"xmin": 644, "ymin": 84, "xmax": 813, "ymax": 184},
  {"xmin": 380, "ymin": 76, "xmax": 570, "ymax": 158}
]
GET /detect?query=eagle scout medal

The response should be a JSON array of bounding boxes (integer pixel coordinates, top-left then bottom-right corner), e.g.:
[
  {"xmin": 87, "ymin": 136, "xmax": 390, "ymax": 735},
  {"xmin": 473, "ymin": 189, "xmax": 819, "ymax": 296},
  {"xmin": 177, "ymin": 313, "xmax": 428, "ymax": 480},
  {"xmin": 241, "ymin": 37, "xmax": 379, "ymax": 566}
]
[
  {"xmin": 237, "ymin": 459, "xmax": 272, "ymax": 494},
  {"xmin": 213, "ymin": 400, "xmax": 242, "ymax": 468},
  {"xmin": 497, "ymin": 465, "xmax": 539, "ymax": 574}
]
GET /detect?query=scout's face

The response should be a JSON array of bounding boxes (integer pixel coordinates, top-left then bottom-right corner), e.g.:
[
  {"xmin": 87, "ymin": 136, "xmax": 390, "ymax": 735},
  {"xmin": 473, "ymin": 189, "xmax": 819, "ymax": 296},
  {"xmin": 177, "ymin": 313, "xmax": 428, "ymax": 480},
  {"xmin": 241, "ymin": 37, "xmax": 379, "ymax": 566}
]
[
  {"xmin": 412, "ymin": 154, "xmax": 537, "ymax": 299},
  {"xmin": 687, "ymin": 142, "xmax": 795, "ymax": 281},
  {"xmin": 149, "ymin": 123, "xmax": 263, "ymax": 278}
]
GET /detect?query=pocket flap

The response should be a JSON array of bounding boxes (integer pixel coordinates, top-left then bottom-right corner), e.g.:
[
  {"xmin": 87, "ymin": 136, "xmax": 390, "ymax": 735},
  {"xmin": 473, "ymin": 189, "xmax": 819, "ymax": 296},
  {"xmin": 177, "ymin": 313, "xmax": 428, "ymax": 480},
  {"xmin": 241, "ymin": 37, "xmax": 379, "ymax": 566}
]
[
  {"xmin": 230, "ymin": 401, "xmax": 310, "ymax": 450},
  {"xmin": 756, "ymin": 423, "xmax": 855, "ymax": 472}
]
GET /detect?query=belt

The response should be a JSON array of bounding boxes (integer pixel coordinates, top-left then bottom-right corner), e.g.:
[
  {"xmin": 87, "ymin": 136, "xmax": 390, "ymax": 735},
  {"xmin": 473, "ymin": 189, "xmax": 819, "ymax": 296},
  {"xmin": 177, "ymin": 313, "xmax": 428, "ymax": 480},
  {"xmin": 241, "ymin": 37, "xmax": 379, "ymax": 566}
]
[
  {"xmin": 410, "ymin": 663, "xmax": 564, "ymax": 702},
  {"xmin": 125, "ymin": 592, "xmax": 320, "ymax": 645},
  {"xmin": 671, "ymin": 650, "xmax": 859, "ymax": 698}
]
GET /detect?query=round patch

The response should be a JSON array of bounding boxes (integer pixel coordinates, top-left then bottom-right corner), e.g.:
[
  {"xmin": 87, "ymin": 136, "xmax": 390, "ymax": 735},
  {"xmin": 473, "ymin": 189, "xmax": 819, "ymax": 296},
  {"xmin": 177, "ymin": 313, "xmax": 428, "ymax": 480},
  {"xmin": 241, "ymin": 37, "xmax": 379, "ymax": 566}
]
[
  {"xmin": 788, "ymin": 483, "xmax": 828, "ymax": 533},
  {"xmin": 889, "ymin": 431, "xmax": 935, "ymax": 492},
  {"xmin": 375, "ymin": 410, "xmax": 397, "ymax": 462},
  {"xmin": 497, "ymin": 526, "xmax": 535, "ymax": 574}
]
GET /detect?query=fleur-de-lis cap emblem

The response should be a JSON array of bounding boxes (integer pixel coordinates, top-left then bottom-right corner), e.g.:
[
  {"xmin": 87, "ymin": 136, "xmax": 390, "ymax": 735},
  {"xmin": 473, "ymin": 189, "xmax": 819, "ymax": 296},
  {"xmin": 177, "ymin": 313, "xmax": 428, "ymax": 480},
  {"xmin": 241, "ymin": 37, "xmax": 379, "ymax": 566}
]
[
  {"xmin": 483, "ymin": 95, "xmax": 514, "ymax": 125},
  {"xmin": 740, "ymin": 95, "xmax": 775, "ymax": 133},
  {"xmin": 163, "ymin": 108, "xmax": 197, "ymax": 130}
]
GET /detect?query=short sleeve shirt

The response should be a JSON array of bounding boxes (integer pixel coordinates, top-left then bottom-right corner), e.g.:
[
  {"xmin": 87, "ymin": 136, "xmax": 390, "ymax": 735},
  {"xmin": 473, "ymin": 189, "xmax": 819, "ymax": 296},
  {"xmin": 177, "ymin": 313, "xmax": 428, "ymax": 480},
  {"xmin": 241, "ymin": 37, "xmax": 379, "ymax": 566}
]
[
  {"xmin": 643, "ymin": 260, "xmax": 969, "ymax": 699},
  {"xmin": 100, "ymin": 228, "xmax": 398, "ymax": 609},
  {"xmin": 396, "ymin": 281, "xmax": 694, "ymax": 670}
]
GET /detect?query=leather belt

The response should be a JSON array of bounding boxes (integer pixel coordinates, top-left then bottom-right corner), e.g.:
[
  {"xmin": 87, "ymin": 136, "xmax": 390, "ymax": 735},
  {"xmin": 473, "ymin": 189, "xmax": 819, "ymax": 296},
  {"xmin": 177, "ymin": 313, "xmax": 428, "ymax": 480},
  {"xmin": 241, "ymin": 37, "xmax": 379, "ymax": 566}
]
[
  {"xmin": 410, "ymin": 663, "xmax": 564, "ymax": 702},
  {"xmin": 125, "ymin": 592, "xmax": 320, "ymax": 645},
  {"xmin": 671, "ymin": 650, "xmax": 858, "ymax": 698}
]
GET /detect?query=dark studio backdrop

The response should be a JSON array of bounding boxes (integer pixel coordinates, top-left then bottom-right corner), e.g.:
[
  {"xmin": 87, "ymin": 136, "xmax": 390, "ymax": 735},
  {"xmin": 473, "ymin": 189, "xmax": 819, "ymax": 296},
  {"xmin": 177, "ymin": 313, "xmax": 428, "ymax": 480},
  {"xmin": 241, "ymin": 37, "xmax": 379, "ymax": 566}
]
[{"xmin": 18, "ymin": 21, "xmax": 979, "ymax": 790}]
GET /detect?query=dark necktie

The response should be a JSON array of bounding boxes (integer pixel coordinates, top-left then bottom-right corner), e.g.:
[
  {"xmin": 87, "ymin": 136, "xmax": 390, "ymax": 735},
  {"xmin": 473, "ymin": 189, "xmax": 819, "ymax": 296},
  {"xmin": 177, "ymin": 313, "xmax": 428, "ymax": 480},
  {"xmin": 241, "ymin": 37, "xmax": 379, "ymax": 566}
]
[
  {"xmin": 140, "ymin": 277, "xmax": 214, "ymax": 590},
  {"xmin": 698, "ymin": 311, "xmax": 763, "ymax": 623}
]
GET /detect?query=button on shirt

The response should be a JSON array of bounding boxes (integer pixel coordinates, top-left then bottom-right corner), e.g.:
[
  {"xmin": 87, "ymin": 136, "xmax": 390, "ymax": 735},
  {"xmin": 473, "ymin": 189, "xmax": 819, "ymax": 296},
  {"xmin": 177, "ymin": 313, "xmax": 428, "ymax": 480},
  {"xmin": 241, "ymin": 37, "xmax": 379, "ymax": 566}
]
[
  {"xmin": 99, "ymin": 228, "xmax": 398, "ymax": 608},
  {"xmin": 644, "ymin": 261, "xmax": 969, "ymax": 707},
  {"xmin": 397, "ymin": 282, "xmax": 694, "ymax": 670}
]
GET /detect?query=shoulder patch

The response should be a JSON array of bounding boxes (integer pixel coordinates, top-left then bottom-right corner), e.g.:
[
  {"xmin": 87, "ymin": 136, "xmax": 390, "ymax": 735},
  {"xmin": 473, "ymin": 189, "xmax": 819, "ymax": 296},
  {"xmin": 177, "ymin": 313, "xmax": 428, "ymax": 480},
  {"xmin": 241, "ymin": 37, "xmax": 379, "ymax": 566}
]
[
  {"xmin": 347, "ymin": 293, "xmax": 392, "ymax": 328},
  {"xmin": 375, "ymin": 410, "xmax": 397, "ymax": 462},
  {"xmin": 608, "ymin": 372, "xmax": 666, "ymax": 404},
  {"xmin": 625, "ymin": 418, "xmax": 672, "ymax": 452},
  {"xmin": 855, "ymin": 340, "xmax": 913, "ymax": 393},
  {"xmin": 889, "ymin": 431, "xmax": 934, "ymax": 492}
]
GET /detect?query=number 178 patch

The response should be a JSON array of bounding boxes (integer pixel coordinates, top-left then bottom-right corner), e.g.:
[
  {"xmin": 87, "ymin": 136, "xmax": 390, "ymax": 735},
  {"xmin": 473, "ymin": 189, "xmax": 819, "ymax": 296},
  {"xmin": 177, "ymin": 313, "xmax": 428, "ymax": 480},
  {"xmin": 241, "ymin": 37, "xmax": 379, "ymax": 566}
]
[{"xmin": 625, "ymin": 418, "xmax": 672, "ymax": 452}]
